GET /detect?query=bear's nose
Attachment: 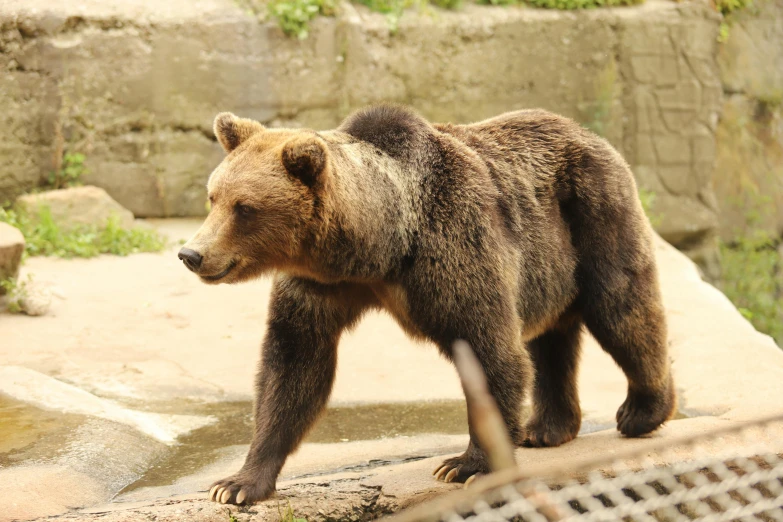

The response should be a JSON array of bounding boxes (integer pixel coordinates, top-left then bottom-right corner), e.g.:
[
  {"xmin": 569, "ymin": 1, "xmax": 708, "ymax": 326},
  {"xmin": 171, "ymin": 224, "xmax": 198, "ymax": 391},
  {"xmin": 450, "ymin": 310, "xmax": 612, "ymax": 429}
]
[{"xmin": 178, "ymin": 248, "xmax": 203, "ymax": 271}]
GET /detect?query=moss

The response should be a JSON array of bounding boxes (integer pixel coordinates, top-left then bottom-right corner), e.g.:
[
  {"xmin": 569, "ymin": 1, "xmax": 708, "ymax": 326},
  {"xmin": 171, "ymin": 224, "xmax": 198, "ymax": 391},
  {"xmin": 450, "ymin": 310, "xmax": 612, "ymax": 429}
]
[{"xmin": 252, "ymin": 0, "xmax": 646, "ymax": 39}]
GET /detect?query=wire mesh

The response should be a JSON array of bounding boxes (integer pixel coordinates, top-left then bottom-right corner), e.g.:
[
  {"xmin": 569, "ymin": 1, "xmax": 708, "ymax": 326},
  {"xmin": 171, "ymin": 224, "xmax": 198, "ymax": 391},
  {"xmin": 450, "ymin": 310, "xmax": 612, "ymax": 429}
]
[{"xmin": 387, "ymin": 414, "xmax": 783, "ymax": 522}]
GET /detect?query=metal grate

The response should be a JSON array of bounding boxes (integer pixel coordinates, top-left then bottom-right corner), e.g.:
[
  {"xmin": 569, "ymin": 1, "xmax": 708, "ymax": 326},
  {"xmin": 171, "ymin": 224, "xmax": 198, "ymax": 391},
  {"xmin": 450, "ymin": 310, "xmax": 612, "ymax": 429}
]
[
  {"xmin": 388, "ymin": 414, "xmax": 783, "ymax": 522},
  {"xmin": 384, "ymin": 345, "xmax": 783, "ymax": 522}
]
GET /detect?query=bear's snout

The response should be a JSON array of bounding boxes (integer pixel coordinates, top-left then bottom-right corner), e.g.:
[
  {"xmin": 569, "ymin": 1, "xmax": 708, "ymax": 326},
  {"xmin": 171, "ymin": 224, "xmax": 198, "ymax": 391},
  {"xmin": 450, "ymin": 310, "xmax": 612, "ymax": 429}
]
[{"xmin": 178, "ymin": 248, "xmax": 203, "ymax": 272}]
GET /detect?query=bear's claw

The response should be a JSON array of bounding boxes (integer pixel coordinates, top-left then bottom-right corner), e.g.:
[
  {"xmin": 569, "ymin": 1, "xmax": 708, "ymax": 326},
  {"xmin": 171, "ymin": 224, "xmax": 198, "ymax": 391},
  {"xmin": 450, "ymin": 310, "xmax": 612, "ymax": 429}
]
[
  {"xmin": 208, "ymin": 471, "xmax": 274, "ymax": 505},
  {"xmin": 433, "ymin": 451, "xmax": 489, "ymax": 485},
  {"xmin": 209, "ymin": 484, "xmax": 243, "ymax": 504},
  {"xmin": 434, "ymin": 462, "xmax": 472, "ymax": 483},
  {"xmin": 464, "ymin": 474, "xmax": 482, "ymax": 487}
]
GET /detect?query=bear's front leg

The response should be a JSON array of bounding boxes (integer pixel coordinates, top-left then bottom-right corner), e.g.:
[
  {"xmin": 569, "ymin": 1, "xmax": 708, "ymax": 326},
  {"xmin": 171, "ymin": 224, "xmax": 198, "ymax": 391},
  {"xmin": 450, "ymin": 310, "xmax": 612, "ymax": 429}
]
[
  {"xmin": 208, "ymin": 277, "xmax": 367, "ymax": 505},
  {"xmin": 432, "ymin": 319, "xmax": 531, "ymax": 484}
]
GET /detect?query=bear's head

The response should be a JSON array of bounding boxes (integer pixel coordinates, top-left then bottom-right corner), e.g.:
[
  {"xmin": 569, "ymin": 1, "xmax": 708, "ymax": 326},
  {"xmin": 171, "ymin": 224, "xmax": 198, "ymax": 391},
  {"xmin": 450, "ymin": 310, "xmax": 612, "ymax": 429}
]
[{"xmin": 178, "ymin": 112, "xmax": 330, "ymax": 284}]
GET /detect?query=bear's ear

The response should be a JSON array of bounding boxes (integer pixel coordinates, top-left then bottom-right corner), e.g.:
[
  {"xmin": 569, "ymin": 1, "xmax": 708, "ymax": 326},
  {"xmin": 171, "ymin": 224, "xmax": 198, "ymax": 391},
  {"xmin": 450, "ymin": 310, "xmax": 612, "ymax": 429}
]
[
  {"xmin": 213, "ymin": 112, "xmax": 265, "ymax": 153},
  {"xmin": 281, "ymin": 135, "xmax": 327, "ymax": 187}
]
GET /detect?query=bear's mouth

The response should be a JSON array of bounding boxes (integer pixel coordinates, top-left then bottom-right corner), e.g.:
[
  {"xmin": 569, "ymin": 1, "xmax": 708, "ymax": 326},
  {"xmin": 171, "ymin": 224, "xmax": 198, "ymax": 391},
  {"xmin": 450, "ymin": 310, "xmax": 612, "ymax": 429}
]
[{"xmin": 202, "ymin": 260, "xmax": 237, "ymax": 282}]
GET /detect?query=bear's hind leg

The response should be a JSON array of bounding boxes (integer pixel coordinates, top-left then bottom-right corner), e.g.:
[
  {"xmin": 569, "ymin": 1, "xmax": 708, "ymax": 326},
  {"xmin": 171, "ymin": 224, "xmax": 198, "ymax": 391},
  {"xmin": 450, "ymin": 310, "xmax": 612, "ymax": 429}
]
[
  {"xmin": 583, "ymin": 264, "xmax": 676, "ymax": 437},
  {"xmin": 521, "ymin": 316, "xmax": 582, "ymax": 447}
]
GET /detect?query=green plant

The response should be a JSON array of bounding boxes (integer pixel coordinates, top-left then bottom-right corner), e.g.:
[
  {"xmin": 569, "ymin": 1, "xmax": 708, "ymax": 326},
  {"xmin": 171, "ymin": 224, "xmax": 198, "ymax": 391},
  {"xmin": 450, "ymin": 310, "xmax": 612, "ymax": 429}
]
[
  {"xmin": 1, "ymin": 274, "xmax": 31, "ymax": 314},
  {"xmin": 0, "ymin": 205, "xmax": 166, "ymax": 259},
  {"xmin": 717, "ymin": 21, "xmax": 731, "ymax": 42},
  {"xmin": 268, "ymin": 0, "xmax": 335, "ymax": 39},
  {"xmin": 47, "ymin": 151, "xmax": 87, "ymax": 190},
  {"xmin": 638, "ymin": 188, "xmax": 662, "ymax": 228},
  {"xmin": 278, "ymin": 502, "xmax": 307, "ymax": 522},
  {"xmin": 354, "ymin": 0, "xmax": 410, "ymax": 32},
  {"xmin": 713, "ymin": 0, "xmax": 753, "ymax": 41},
  {"xmin": 430, "ymin": 0, "xmax": 462, "ymax": 8},
  {"xmin": 719, "ymin": 232, "xmax": 782, "ymax": 346},
  {"xmin": 225, "ymin": 508, "xmax": 239, "ymax": 522},
  {"xmin": 714, "ymin": 0, "xmax": 751, "ymax": 15}
]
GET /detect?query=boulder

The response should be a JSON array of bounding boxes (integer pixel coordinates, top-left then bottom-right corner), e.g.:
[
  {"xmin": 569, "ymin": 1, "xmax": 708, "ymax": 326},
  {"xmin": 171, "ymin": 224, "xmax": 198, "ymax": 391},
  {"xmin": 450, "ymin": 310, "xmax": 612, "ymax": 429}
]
[
  {"xmin": 0, "ymin": 222, "xmax": 25, "ymax": 294},
  {"xmin": 15, "ymin": 186, "xmax": 135, "ymax": 231}
]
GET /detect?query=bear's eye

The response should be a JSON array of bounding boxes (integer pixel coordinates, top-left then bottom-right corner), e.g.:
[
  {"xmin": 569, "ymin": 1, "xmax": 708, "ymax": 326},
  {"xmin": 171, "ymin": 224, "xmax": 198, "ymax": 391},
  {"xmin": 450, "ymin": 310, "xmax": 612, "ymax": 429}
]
[{"xmin": 234, "ymin": 203, "xmax": 255, "ymax": 219}]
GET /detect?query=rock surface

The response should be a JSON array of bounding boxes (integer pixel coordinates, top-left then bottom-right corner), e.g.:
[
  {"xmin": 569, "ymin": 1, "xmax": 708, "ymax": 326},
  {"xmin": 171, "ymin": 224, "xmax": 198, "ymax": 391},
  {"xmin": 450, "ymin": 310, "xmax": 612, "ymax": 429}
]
[
  {"xmin": 15, "ymin": 186, "xmax": 135, "ymax": 231},
  {"xmin": 0, "ymin": 221, "xmax": 24, "ymax": 294},
  {"xmin": 0, "ymin": 219, "xmax": 782, "ymax": 522},
  {"xmin": 0, "ymin": 0, "xmax": 724, "ymax": 271},
  {"xmin": 714, "ymin": 0, "xmax": 783, "ymax": 240}
]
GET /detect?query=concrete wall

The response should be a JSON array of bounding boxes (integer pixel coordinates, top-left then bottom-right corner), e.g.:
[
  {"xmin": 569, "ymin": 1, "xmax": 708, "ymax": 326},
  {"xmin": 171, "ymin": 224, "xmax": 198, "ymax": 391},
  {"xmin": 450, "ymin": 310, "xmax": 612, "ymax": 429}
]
[
  {"xmin": 0, "ymin": 0, "xmax": 723, "ymax": 272},
  {"xmin": 714, "ymin": 0, "xmax": 783, "ymax": 241}
]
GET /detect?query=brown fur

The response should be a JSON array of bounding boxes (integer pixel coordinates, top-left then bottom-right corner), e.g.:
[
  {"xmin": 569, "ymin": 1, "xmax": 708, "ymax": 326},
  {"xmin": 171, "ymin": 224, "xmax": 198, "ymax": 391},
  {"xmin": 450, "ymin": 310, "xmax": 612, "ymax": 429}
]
[{"xmin": 180, "ymin": 104, "xmax": 676, "ymax": 505}]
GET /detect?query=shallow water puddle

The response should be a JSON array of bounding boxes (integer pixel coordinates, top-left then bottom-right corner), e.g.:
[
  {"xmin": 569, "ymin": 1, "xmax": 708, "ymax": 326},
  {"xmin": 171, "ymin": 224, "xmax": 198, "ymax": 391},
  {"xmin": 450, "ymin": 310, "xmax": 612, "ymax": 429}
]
[
  {"xmin": 311, "ymin": 400, "xmax": 470, "ymax": 442},
  {"xmin": 0, "ymin": 394, "xmax": 85, "ymax": 463},
  {"xmin": 119, "ymin": 399, "xmax": 471, "ymax": 493},
  {"xmin": 1, "ymin": 392, "xmax": 693, "ymax": 502}
]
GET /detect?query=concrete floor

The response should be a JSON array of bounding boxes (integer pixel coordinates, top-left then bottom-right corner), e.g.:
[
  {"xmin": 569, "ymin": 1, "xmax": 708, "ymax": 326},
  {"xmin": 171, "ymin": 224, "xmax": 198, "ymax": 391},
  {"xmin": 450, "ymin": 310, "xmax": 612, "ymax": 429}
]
[{"xmin": 2, "ymin": 219, "xmax": 783, "ymax": 521}]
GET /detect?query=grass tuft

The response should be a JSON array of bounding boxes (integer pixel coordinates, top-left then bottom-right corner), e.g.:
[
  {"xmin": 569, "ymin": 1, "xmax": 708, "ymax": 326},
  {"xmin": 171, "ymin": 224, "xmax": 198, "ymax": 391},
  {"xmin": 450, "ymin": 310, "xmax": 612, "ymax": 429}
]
[
  {"xmin": 0, "ymin": 205, "xmax": 166, "ymax": 259},
  {"xmin": 278, "ymin": 501, "xmax": 307, "ymax": 522},
  {"xmin": 47, "ymin": 151, "xmax": 87, "ymax": 190},
  {"xmin": 0, "ymin": 275, "xmax": 31, "ymax": 314},
  {"xmin": 719, "ymin": 232, "xmax": 783, "ymax": 346},
  {"xmin": 268, "ymin": 0, "xmax": 336, "ymax": 39}
]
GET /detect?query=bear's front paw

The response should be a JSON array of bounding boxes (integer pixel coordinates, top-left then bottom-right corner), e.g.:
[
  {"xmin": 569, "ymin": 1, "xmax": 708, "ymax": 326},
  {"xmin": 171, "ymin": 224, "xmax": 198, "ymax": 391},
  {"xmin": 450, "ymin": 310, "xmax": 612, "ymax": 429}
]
[
  {"xmin": 433, "ymin": 448, "xmax": 490, "ymax": 485},
  {"xmin": 208, "ymin": 471, "xmax": 275, "ymax": 505}
]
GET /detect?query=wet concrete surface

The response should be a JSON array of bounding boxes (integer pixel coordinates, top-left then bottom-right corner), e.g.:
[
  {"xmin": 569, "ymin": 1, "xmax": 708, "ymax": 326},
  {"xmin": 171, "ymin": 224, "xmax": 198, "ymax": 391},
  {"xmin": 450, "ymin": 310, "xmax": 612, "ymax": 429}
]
[
  {"xmin": 0, "ymin": 389, "xmax": 626, "ymax": 520},
  {"xmin": 0, "ymin": 395, "xmax": 84, "ymax": 458},
  {"xmin": 115, "ymin": 400, "xmax": 473, "ymax": 495},
  {"xmin": 0, "ymin": 388, "xmax": 666, "ymax": 517},
  {"xmin": 0, "ymin": 391, "xmax": 476, "ymax": 519}
]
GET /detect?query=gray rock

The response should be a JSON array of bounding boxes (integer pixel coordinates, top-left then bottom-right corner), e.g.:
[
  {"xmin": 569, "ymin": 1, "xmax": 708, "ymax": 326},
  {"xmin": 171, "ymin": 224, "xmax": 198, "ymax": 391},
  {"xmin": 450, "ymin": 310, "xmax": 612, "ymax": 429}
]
[
  {"xmin": 15, "ymin": 186, "xmax": 135, "ymax": 231},
  {"xmin": 18, "ymin": 280, "xmax": 52, "ymax": 316},
  {"xmin": 0, "ymin": 222, "xmax": 25, "ymax": 294}
]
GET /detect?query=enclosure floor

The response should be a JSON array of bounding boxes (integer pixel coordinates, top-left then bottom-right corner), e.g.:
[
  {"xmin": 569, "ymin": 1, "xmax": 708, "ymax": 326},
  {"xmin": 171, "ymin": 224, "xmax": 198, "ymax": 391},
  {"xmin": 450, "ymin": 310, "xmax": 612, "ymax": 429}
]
[{"xmin": 1, "ymin": 219, "xmax": 782, "ymax": 522}]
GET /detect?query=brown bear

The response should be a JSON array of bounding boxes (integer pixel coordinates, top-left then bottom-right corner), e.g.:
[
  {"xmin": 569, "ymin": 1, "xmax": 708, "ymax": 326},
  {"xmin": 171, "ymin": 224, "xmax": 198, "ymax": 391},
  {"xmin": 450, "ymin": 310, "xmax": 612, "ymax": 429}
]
[{"xmin": 178, "ymin": 104, "xmax": 676, "ymax": 505}]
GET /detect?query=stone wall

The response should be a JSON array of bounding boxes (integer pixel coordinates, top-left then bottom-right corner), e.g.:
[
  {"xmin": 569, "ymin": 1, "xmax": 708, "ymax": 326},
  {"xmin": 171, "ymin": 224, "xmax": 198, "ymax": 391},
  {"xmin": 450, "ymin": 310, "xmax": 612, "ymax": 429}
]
[
  {"xmin": 0, "ymin": 0, "xmax": 723, "ymax": 271},
  {"xmin": 617, "ymin": 3, "xmax": 723, "ymax": 277},
  {"xmin": 714, "ymin": 0, "xmax": 783, "ymax": 241}
]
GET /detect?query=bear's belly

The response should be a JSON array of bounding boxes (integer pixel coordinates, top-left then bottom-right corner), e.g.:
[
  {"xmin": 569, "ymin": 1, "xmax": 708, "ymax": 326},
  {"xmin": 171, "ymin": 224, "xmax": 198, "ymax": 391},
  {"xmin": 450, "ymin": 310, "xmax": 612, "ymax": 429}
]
[
  {"xmin": 370, "ymin": 284, "xmax": 429, "ymax": 341},
  {"xmin": 520, "ymin": 316, "xmax": 559, "ymax": 342}
]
